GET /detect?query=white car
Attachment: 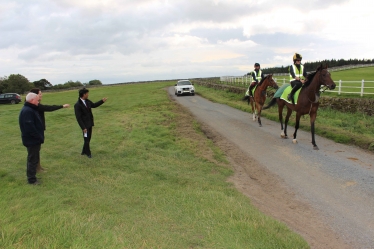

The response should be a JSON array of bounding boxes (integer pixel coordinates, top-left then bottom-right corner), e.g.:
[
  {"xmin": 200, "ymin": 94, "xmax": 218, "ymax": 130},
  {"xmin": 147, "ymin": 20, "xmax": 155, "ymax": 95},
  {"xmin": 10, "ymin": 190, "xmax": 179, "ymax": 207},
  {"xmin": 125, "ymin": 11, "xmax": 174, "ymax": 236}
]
[{"xmin": 174, "ymin": 80, "xmax": 195, "ymax": 96}]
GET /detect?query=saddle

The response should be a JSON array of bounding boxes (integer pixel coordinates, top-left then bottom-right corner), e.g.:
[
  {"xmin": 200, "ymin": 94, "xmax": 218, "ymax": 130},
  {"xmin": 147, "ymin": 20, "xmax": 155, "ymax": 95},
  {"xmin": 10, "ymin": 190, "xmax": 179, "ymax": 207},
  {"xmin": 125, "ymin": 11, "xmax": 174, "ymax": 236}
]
[
  {"xmin": 278, "ymin": 85, "xmax": 301, "ymax": 104},
  {"xmin": 245, "ymin": 85, "xmax": 258, "ymax": 97}
]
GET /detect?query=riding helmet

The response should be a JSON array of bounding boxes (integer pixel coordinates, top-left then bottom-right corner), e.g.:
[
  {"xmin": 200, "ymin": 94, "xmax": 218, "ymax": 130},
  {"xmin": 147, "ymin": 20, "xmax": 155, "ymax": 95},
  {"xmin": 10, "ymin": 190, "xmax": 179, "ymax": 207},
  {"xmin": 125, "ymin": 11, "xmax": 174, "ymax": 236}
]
[
  {"xmin": 254, "ymin": 63, "xmax": 260, "ymax": 67},
  {"xmin": 293, "ymin": 53, "xmax": 302, "ymax": 61}
]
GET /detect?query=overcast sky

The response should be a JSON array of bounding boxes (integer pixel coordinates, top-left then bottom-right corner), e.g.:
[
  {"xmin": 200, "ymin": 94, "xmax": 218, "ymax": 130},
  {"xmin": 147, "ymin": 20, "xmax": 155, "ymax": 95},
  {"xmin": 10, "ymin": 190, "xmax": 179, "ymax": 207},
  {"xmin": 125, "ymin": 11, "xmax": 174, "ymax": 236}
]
[{"xmin": 0, "ymin": 0, "xmax": 373, "ymax": 84}]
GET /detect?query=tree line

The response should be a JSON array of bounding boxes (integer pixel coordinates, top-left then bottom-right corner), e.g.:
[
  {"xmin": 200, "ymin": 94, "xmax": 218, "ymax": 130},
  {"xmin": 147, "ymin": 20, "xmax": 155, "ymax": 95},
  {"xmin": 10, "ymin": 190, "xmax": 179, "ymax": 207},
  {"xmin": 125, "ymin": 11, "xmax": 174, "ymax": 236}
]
[
  {"xmin": 258, "ymin": 58, "xmax": 374, "ymax": 75},
  {"xmin": 0, "ymin": 75, "xmax": 102, "ymax": 94}
]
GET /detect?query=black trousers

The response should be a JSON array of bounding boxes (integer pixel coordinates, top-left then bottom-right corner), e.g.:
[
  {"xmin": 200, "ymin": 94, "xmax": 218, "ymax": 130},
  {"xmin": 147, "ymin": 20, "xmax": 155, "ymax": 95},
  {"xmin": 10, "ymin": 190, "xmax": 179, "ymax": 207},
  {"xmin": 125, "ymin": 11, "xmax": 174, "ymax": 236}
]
[
  {"xmin": 248, "ymin": 81, "xmax": 258, "ymax": 95},
  {"xmin": 82, "ymin": 127, "xmax": 92, "ymax": 156},
  {"xmin": 290, "ymin": 80, "xmax": 303, "ymax": 95},
  {"xmin": 27, "ymin": 144, "xmax": 41, "ymax": 184}
]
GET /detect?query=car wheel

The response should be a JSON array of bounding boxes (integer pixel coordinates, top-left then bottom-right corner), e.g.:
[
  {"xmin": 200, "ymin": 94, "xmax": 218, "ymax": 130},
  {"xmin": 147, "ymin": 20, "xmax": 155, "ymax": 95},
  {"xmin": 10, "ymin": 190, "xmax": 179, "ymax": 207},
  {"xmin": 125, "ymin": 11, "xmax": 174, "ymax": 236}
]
[{"xmin": 10, "ymin": 100, "xmax": 15, "ymax": 104}]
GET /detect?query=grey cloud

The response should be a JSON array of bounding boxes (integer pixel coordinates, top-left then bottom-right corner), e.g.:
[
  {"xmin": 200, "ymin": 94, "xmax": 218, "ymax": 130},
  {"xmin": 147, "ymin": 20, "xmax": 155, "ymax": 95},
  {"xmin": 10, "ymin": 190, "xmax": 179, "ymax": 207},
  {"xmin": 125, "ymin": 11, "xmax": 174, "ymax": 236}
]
[{"xmin": 189, "ymin": 28, "xmax": 246, "ymax": 43}]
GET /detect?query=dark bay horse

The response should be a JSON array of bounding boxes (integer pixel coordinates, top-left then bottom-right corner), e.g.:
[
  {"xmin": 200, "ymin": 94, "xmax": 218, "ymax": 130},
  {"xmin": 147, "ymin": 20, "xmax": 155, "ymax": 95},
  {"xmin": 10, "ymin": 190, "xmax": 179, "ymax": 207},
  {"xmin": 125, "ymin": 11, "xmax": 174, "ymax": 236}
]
[
  {"xmin": 263, "ymin": 65, "xmax": 335, "ymax": 150},
  {"xmin": 248, "ymin": 74, "xmax": 279, "ymax": 127}
]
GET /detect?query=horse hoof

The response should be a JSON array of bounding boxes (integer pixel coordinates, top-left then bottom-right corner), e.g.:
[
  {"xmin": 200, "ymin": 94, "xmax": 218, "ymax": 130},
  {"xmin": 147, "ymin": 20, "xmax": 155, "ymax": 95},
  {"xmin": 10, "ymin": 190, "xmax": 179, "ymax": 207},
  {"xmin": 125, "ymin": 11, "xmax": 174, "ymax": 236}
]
[
  {"xmin": 292, "ymin": 139, "xmax": 298, "ymax": 144},
  {"xmin": 313, "ymin": 146, "xmax": 319, "ymax": 150}
]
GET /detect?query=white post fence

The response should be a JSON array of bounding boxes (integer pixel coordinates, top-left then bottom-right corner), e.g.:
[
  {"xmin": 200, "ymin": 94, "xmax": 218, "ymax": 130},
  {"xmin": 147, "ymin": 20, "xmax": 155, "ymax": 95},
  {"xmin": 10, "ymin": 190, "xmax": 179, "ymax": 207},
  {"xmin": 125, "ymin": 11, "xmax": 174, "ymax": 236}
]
[
  {"xmin": 361, "ymin": 80, "xmax": 364, "ymax": 97},
  {"xmin": 219, "ymin": 76, "xmax": 374, "ymax": 96},
  {"xmin": 220, "ymin": 64, "xmax": 374, "ymax": 96}
]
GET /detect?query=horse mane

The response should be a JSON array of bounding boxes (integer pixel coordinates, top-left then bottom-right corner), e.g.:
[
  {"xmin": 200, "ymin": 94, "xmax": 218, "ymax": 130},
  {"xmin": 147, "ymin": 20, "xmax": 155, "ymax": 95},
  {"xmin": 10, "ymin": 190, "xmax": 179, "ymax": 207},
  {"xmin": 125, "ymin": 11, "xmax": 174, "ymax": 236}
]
[
  {"xmin": 302, "ymin": 65, "xmax": 325, "ymax": 88},
  {"xmin": 258, "ymin": 74, "xmax": 270, "ymax": 86}
]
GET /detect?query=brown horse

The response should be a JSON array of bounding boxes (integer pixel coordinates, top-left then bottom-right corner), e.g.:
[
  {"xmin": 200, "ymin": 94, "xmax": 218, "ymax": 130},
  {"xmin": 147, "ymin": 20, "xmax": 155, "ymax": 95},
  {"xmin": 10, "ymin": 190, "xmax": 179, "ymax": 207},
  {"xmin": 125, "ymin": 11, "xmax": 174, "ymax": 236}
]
[
  {"xmin": 263, "ymin": 65, "xmax": 335, "ymax": 150},
  {"xmin": 248, "ymin": 74, "xmax": 279, "ymax": 127}
]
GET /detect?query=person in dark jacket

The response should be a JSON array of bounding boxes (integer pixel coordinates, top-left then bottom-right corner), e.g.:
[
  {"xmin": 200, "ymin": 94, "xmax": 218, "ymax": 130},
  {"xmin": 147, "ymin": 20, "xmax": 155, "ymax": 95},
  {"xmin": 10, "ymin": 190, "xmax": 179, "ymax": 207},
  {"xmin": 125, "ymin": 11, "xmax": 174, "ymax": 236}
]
[
  {"xmin": 29, "ymin": 88, "xmax": 70, "ymax": 172},
  {"xmin": 74, "ymin": 88, "xmax": 107, "ymax": 158},
  {"xmin": 19, "ymin": 92, "xmax": 44, "ymax": 185}
]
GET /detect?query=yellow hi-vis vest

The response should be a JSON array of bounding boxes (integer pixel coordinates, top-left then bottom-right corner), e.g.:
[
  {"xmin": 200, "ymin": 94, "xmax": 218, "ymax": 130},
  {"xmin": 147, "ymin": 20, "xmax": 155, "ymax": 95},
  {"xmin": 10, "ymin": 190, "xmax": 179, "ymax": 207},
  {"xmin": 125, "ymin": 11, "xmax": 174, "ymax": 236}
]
[
  {"xmin": 252, "ymin": 70, "xmax": 262, "ymax": 82},
  {"xmin": 289, "ymin": 65, "xmax": 304, "ymax": 82}
]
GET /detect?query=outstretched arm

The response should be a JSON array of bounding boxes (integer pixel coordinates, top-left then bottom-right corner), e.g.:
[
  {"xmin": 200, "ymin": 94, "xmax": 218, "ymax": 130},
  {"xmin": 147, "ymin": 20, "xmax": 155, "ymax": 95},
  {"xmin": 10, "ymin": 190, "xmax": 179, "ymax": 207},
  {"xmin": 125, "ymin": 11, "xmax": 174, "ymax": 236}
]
[
  {"xmin": 91, "ymin": 98, "xmax": 108, "ymax": 108},
  {"xmin": 39, "ymin": 103, "xmax": 70, "ymax": 112}
]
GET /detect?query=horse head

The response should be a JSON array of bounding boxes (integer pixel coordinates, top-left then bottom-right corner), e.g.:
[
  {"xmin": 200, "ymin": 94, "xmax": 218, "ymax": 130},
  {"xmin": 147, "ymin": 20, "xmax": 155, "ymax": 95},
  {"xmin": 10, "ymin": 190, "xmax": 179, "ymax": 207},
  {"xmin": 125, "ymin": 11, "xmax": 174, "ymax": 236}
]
[
  {"xmin": 317, "ymin": 64, "xmax": 336, "ymax": 90},
  {"xmin": 260, "ymin": 74, "xmax": 279, "ymax": 89},
  {"xmin": 267, "ymin": 74, "xmax": 279, "ymax": 90}
]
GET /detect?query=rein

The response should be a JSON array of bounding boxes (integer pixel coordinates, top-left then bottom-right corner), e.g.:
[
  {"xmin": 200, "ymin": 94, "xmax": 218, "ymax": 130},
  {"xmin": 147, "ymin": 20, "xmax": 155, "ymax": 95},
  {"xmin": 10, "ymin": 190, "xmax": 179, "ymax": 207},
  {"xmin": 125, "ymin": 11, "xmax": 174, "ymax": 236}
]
[{"xmin": 306, "ymin": 69, "xmax": 327, "ymax": 104}]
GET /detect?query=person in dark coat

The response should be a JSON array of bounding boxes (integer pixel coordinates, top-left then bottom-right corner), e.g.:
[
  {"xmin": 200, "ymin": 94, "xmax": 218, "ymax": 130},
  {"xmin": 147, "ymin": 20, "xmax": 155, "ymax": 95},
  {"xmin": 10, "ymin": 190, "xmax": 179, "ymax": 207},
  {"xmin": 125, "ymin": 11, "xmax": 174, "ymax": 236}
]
[
  {"xmin": 74, "ymin": 88, "xmax": 107, "ymax": 158},
  {"xmin": 29, "ymin": 88, "xmax": 70, "ymax": 172},
  {"xmin": 19, "ymin": 93, "xmax": 44, "ymax": 185}
]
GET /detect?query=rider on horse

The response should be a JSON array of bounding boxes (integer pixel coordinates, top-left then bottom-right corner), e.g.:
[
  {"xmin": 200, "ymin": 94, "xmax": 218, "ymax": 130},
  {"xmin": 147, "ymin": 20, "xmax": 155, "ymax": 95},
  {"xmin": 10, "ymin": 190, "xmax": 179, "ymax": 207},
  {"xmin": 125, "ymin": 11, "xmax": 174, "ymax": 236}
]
[
  {"xmin": 287, "ymin": 53, "xmax": 308, "ymax": 104},
  {"xmin": 248, "ymin": 63, "xmax": 264, "ymax": 98}
]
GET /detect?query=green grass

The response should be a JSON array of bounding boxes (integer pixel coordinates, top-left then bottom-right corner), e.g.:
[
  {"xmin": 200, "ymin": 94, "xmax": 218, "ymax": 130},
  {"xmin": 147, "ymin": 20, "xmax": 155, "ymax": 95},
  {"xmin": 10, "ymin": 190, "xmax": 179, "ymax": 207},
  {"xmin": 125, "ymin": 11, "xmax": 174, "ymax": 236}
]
[
  {"xmin": 193, "ymin": 84, "xmax": 374, "ymax": 151},
  {"xmin": 0, "ymin": 83, "xmax": 308, "ymax": 248},
  {"xmin": 331, "ymin": 66, "xmax": 374, "ymax": 81}
]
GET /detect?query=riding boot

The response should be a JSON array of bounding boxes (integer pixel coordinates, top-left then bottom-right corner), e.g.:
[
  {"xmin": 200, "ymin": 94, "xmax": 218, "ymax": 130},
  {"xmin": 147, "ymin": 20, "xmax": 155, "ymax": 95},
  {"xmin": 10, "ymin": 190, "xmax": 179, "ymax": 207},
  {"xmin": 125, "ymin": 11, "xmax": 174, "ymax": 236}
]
[
  {"xmin": 249, "ymin": 86, "xmax": 254, "ymax": 97},
  {"xmin": 287, "ymin": 87, "xmax": 297, "ymax": 104}
]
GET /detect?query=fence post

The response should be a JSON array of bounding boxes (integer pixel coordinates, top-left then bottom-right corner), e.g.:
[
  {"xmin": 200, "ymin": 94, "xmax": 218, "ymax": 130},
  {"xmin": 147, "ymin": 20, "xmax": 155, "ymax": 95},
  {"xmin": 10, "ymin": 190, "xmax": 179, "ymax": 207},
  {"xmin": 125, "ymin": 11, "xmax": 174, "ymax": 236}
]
[
  {"xmin": 338, "ymin": 80, "xmax": 342, "ymax": 95},
  {"xmin": 361, "ymin": 79, "xmax": 364, "ymax": 97}
]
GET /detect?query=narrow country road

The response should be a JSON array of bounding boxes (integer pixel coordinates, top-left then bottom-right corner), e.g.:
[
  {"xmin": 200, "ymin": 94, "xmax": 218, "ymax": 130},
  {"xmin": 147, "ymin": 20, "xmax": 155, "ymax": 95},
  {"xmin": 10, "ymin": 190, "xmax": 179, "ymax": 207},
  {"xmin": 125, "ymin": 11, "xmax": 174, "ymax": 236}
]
[{"xmin": 168, "ymin": 87, "xmax": 374, "ymax": 249}]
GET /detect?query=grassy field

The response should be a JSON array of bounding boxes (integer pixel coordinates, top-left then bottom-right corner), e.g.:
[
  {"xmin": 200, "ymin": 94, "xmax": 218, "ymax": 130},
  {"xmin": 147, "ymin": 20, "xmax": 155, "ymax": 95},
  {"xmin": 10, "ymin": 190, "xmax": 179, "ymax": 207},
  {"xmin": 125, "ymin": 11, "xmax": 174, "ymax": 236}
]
[{"xmin": 0, "ymin": 83, "xmax": 308, "ymax": 248}]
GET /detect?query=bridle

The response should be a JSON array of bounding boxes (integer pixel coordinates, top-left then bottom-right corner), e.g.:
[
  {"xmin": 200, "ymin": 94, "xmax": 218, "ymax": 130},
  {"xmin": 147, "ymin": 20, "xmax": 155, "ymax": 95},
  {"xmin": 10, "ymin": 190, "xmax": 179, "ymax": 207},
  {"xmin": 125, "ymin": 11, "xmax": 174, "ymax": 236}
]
[{"xmin": 259, "ymin": 75, "xmax": 277, "ymax": 96}]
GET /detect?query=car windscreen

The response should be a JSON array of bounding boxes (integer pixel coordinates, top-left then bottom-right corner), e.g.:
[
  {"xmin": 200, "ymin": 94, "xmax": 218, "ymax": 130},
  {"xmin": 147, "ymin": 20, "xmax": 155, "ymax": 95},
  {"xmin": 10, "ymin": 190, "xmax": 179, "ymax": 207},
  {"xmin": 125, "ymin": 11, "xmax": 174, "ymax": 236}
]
[{"xmin": 178, "ymin": 81, "xmax": 192, "ymax": 86}]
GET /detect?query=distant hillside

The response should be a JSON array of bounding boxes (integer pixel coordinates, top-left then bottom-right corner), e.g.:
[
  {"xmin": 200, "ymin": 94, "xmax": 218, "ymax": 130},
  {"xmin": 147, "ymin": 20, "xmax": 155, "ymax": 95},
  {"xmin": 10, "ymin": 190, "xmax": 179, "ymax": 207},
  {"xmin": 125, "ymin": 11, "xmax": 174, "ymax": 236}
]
[{"xmin": 260, "ymin": 58, "xmax": 374, "ymax": 74}]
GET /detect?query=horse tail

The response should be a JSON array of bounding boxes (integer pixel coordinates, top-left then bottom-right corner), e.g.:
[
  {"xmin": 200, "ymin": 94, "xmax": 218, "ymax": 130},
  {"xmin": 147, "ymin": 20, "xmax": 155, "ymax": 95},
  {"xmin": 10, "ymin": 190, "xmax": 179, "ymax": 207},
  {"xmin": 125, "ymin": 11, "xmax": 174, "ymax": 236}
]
[{"xmin": 262, "ymin": 98, "xmax": 277, "ymax": 110}]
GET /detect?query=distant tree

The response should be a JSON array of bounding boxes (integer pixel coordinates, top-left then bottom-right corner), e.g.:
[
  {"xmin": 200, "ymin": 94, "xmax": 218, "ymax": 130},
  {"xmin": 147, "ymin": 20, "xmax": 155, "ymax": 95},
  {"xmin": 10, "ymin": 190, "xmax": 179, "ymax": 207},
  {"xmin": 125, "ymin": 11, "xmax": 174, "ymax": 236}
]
[
  {"xmin": 63, "ymin": 80, "xmax": 83, "ymax": 88},
  {"xmin": 33, "ymin": 79, "xmax": 53, "ymax": 90},
  {"xmin": 261, "ymin": 58, "xmax": 374, "ymax": 74},
  {"xmin": 88, "ymin": 79, "xmax": 102, "ymax": 85},
  {"xmin": 0, "ymin": 76, "xmax": 8, "ymax": 93},
  {"xmin": 2, "ymin": 74, "xmax": 32, "ymax": 94}
]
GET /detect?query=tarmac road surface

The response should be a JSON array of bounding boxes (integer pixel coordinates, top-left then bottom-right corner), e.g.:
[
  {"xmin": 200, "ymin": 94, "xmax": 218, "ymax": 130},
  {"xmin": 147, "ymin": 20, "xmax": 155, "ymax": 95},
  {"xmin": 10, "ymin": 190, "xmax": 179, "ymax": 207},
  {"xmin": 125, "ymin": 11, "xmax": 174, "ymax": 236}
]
[{"xmin": 169, "ymin": 87, "xmax": 374, "ymax": 249}]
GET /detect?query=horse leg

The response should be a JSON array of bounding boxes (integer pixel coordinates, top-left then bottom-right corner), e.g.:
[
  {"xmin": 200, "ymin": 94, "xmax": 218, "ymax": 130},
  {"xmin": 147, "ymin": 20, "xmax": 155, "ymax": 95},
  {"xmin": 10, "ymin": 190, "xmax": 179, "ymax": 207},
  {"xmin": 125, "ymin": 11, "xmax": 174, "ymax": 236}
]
[
  {"xmin": 257, "ymin": 104, "xmax": 262, "ymax": 127},
  {"xmin": 278, "ymin": 101, "xmax": 286, "ymax": 137},
  {"xmin": 251, "ymin": 99, "xmax": 257, "ymax": 121},
  {"xmin": 310, "ymin": 112, "xmax": 319, "ymax": 150},
  {"xmin": 283, "ymin": 107, "xmax": 292, "ymax": 139},
  {"xmin": 292, "ymin": 112, "xmax": 302, "ymax": 144}
]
